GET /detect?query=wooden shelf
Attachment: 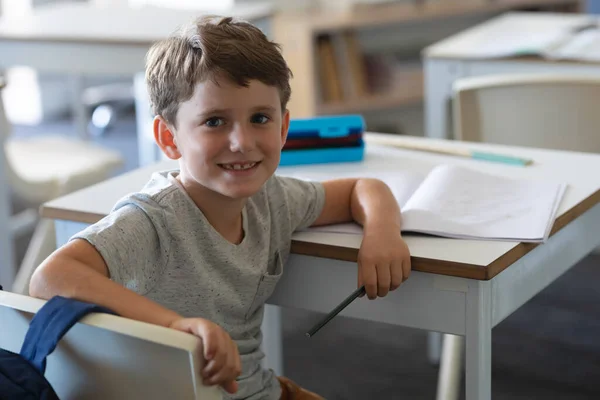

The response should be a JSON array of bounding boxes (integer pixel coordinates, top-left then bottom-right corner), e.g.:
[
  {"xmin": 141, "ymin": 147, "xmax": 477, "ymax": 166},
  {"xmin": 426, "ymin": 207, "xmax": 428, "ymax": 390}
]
[
  {"xmin": 318, "ymin": 69, "xmax": 424, "ymax": 114},
  {"xmin": 309, "ymin": 0, "xmax": 582, "ymax": 33},
  {"xmin": 272, "ymin": 0, "xmax": 583, "ymax": 118}
]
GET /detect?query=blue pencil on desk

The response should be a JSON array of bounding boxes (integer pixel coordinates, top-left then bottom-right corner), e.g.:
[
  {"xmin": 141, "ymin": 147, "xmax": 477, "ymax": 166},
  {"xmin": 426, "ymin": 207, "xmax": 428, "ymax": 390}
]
[{"xmin": 371, "ymin": 139, "xmax": 533, "ymax": 166}]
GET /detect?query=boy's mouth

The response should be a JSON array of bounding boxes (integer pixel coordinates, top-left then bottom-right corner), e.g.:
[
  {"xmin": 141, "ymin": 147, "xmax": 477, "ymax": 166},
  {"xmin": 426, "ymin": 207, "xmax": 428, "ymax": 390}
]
[{"xmin": 219, "ymin": 161, "xmax": 260, "ymax": 171}]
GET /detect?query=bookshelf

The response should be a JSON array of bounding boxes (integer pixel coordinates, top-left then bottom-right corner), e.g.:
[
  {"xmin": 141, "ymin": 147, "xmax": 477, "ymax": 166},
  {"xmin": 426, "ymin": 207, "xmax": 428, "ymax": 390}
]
[
  {"xmin": 319, "ymin": 68, "xmax": 423, "ymax": 114},
  {"xmin": 271, "ymin": 0, "xmax": 584, "ymax": 130}
]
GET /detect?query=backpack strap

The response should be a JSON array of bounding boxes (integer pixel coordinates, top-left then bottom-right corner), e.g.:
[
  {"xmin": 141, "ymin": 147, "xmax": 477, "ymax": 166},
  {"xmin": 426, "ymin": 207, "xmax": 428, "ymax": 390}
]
[{"xmin": 20, "ymin": 296, "xmax": 116, "ymax": 374}]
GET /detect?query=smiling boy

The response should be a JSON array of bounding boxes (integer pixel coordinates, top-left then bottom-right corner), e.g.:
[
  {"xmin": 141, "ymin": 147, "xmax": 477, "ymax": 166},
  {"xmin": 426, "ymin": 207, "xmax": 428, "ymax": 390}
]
[{"xmin": 30, "ymin": 16, "xmax": 411, "ymax": 399}]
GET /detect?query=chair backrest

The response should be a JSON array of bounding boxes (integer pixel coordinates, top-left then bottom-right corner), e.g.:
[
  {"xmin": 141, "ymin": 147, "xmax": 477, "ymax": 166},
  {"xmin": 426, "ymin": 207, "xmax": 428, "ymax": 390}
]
[
  {"xmin": 0, "ymin": 78, "xmax": 65, "ymax": 202},
  {"xmin": 452, "ymin": 74, "xmax": 600, "ymax": 153},
  {"xmin": 0, "ymin": 291, "xmax": 222, "ymax": 400}
]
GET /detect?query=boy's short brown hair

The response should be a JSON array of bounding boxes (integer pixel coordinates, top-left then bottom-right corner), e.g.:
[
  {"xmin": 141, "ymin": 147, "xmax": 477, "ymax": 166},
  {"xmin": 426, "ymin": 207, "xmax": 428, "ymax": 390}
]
[{"xmin": 145, "ymin": 15, "xmax": 292, "ymax": 127}]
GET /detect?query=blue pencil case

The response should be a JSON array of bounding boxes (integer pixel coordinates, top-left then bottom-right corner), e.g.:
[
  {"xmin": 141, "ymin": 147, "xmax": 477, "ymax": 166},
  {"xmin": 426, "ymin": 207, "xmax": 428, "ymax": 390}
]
[{"xmin": 280, "ymin": 115, "xmax": 365, "ymax": 166}]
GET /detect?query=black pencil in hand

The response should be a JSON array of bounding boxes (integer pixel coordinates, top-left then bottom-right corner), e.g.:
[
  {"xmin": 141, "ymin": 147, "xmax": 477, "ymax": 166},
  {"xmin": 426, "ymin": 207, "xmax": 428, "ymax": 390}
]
[{"xmin": 305, "ymin": 285, "xmax": 366, "ymax": 338}]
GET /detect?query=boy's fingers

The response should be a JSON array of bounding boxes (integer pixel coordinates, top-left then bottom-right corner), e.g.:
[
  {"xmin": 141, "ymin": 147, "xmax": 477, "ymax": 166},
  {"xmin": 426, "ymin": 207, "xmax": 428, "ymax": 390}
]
[
  {"xmin": 204, "ymin": 339, "xmax": 240, "ymax": 391},
  {"xmin": 203, "ymin": 347, "xmax": 227, "ymax": 377},
  {"xmin": 233, "ymin": 342, "xmax": 242, "ymax": 376},
  {"xmin": 403, "ymin": 255, "xmax": 412, "ymax": 281},
  {"xmin": 375, "ymin": 263, "xmax": 390, "ymax": 297},
  {"xmin": 390, "ymin": 260, "xmax": 403, "ymax": 291},
  {"xmin": 197, "ymin": 324, "xmax": 218, "ymax": 360},
  {"xmin": 202, "ymin": 333, "xmax": 226, "ymax": 375},
  {"xmin": 361, "ymin": 262, "xmax": 377, "ymax": 299},
  {"xmin": 207, "ymin": 347, "xmax": 239, "ymax": 388},
  {"xmin": 226, "ymin": 339, "xmax": 242, "ymax": 378},
  {"xmin": 208, "ymin": 365, "xmax": 237, "ymax": 387},
  {"xmin": 357, "ymin": 271, "xmax": 364, "ymax": 297},
  {"xmin": 222, "ymin": 380, "xmax": 239, "ymax": 394}
]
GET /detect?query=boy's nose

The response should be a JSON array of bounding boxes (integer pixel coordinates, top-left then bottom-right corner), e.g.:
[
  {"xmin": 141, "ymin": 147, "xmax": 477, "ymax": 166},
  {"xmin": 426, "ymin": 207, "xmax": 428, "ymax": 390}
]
[{"xmin": 229, "ymin": 125, "xmax": 256, "ymax": 153}]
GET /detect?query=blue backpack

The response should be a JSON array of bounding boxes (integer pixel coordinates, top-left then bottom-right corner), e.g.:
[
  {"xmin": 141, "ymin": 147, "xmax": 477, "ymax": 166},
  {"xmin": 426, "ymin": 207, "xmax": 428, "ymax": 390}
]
[{"xmin": 0, "ymin": 287, "xmax": 116, "ymax": 400}]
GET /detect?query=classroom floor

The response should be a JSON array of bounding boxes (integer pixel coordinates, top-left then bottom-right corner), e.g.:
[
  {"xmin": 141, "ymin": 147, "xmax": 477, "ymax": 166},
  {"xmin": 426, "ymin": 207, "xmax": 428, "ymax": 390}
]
[{"xmin": 12, "ymin": 111, "xmax": 600, "ymax": 400}]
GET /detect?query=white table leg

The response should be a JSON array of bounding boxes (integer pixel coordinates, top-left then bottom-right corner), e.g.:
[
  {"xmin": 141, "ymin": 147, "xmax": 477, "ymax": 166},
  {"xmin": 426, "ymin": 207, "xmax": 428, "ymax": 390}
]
[
  {"xmin": 12, "ymin": 219, "xmax": 56, "ymax": 295},
  {"xmin": 427, "ymin": 331, "xmax": 442, "ymax": 365},
  {"xmin": 261, "ymin": 304, "xmax": 284, "ymax": 377},
  {"xmin": 436, "ymin": 334, "xmax": 464, "ymax": 400},
  {"xmin": 133, "ymin": 72, "xmax": 160, "ymax": 167},
  {"xmin": 465, "ymin": 280, "xmax": 492, "ymax": 400},
  {"xmin": 423, "ymin": 59, "xmax": 465, "ymax": 140}
]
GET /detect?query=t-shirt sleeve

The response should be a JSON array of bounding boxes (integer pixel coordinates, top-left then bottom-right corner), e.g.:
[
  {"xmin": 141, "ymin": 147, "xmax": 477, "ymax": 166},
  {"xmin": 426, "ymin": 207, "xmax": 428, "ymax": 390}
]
[
  {"xmin": 273, "ymin": 175, "xmax": 326, "ymax": 231},
  {"xmin": 70, "ymin": 201, "xmax": 170, "ymax": 295}
]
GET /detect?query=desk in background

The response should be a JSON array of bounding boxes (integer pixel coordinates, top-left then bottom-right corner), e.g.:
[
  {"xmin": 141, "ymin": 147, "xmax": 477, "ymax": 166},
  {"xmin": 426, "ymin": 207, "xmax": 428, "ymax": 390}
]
[
  {"xmin": 38, "ymin": 133, "xmax": 600, "ymax": 400},
  {"xmin": 423, "ymin": 11, "xmax": 600, "ymax": 140}
]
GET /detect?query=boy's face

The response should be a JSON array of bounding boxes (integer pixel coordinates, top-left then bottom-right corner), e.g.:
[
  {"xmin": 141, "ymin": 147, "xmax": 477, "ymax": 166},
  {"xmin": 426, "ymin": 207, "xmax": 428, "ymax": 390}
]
[{"xmin": 162, "ymin": 77, "xmax": 289, "ymax": 201}]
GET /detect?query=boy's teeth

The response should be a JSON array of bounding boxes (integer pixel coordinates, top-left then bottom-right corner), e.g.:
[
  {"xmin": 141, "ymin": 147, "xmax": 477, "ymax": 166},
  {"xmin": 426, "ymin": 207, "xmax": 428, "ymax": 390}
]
[{"xmin": 223, "ymin": 162, "xmax": 256, "ymax": 170}]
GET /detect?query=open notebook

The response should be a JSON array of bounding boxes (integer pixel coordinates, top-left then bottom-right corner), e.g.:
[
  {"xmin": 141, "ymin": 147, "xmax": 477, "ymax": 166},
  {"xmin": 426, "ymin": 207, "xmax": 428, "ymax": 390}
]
[{"xmin": 307, "ymin": 164, "xmax": 566, "ymax": 243}]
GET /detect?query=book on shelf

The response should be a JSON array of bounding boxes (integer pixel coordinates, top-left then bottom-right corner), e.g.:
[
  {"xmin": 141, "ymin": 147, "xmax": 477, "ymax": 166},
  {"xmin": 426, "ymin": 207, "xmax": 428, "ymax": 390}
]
[
  {"xmin": 317, "ymin": 30, "xmax": 424, "ymax": 106},
  {"xmin": 303, "ymin": 164, "xmax": 566, "ymax": 243},
  {"xmin": 317, "ymin": 30, "xmax": 369, "ymax": 103},
  {"xmin": 317, "ymin": 35, "xmax": 344, "ymax": 103}
]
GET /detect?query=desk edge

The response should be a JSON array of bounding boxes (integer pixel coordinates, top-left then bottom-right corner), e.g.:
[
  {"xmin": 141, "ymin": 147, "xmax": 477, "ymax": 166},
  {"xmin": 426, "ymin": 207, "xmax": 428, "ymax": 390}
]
[
  {"xmin": 42, "ymin": 207, "xmax": 106, "ymax": 225},
  {"xmin": 42, "ymin": 189, "xmax": 600, "ymax": 281},
  {"xmin": 293, "ymin": 187, "xmax": 600, "ymax": 280}
]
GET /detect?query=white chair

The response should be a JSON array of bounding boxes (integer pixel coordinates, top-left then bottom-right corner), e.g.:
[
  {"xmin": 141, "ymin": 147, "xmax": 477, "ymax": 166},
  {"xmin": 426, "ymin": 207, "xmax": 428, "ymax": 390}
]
[
  {"xmin": 435, "ymin": 73, "xmax": 600, "ymax": 400},
  {"xmin": 0, "ymin": 290, "xmax": 221, "ymax": 399},
  {"xmin": 0, "ymin": 77, "xmax": 124, "ymax": 293},
  {"xmin": 452, "ymin": 73, "xmax": 600, "ymax": 152}
]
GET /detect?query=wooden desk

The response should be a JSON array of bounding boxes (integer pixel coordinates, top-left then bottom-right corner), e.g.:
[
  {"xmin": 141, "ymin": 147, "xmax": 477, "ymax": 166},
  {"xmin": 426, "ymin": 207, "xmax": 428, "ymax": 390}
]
[
  {"xmin": 40, "ymin": 134, "xmax": 600, "ymax": 400},
  {"xmin": 422, "ymin": 11, "xmax": 600, "ymax": 140},
  {"xmin": 0, "ymin": 1, "xmax": 273, "ymax": 166}
]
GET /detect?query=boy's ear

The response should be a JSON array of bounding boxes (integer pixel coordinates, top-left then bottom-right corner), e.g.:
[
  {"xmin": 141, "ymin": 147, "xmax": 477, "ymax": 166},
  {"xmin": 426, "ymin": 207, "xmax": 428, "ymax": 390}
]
[
  {"xmin": 280, "ymin": 109, "xmax": 290, "ymax": 148},
  {"xmin": 154, "ymin": 116, "xmax": 181, "ymax": 160}
]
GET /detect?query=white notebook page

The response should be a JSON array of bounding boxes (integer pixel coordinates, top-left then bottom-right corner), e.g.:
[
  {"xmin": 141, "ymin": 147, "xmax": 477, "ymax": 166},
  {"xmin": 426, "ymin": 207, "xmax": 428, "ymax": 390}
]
[
  {"xmin": 306, "ymin": 164, "xmax": 566, "ymax": 242},
  {"xmin": 401, "ymin": 165, "xmax": 566, "ymax": 241}
]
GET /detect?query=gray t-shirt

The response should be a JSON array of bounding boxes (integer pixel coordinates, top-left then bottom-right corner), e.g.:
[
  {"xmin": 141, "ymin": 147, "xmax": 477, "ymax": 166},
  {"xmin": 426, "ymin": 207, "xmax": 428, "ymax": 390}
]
[{"xmin": 72, "ymin": 170, "xmax": 325, "ymax": 400}]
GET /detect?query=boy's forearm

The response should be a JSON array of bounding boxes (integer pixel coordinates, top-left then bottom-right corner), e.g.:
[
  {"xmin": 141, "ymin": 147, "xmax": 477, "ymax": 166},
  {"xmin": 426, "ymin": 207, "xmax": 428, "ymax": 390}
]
[
  {"xmin": 30, "ymin": 257, "xmax": 181, "ymax": 328},
  {"xmin": 350, "ymin": 178, "xmax": 402, "ymax": 233}
]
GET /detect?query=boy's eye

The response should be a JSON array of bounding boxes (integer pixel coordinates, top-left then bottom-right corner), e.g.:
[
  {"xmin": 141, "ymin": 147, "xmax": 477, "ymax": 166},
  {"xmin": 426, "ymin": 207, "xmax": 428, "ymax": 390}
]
[
  {"xmin": 204, "ymin": 117, "xmax": 224, "ymax": 127},
  {"xmin": 251, "ymin": 113, "xmax": 270, "ymax": 124}
]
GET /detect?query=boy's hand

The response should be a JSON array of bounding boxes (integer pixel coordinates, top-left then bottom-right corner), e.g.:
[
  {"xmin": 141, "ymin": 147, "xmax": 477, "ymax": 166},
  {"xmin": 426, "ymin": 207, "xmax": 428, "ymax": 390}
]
[
  {"xmin": 169, "ymin": 318, "xmax": 241, "ymax": 394},
  {"xmin": 357, "ymin": 225, "xmax": 411, "ymax": 299}
]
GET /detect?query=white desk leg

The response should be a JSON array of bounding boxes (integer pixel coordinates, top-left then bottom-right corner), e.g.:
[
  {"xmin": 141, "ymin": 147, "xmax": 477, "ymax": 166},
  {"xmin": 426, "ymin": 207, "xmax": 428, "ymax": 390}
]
[
  {"xmin": 427, "ymin": 331, "xmax": 442, "ymax": 365},
  {"xmin": 133, "ymin": 72, "xmax": 160, "ymax": 167},
  {"xmin": 261, "ymin": 304, "xmax": 284, "ymax": 377},
  {"xmin": 465, "ymin": 280, "xmax": 492, "ymax": 400},
  {"xmin": 12, "ymin": 219, "xmax": 57, "ymax": 295},
  {"xmin": 436, "ymin": 334, "xmax": 464, "ymax": 400},
  {"xmin": 423, "ymin": 59, "xmax": 464, "ymax": 140}
]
